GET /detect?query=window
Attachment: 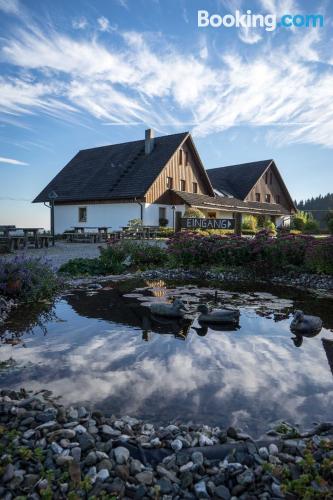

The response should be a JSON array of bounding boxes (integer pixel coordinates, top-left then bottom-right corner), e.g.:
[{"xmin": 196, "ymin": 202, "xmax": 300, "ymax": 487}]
[
  {"xmin": 270, "ymin": 172, "xmax": 273, "ymax": 184},
  {"xmin": 208, "ymin": 212, "xmax": 216, "ymax": 218},
  {"xmin": 276, "ymin": 194, "xmax": 280, "ymax": 204},
  {"xmin": 255, "ymin": 193, "xmax": 261, "ymax": 202},
  {"xmin": 265, "ymin": 194, "xmax": 271, "ymax": 203},
  {"xmin": 159, "ymin": 207, "xmax": 167, "ymax": 226},
  {"xmin": 265, "ymin": 172, "xmax": 268, "ymax": 184},
  {"xmin": 78, "ymin": 207, "xmax": 87, "ymax": 222},
  {"xmin": 192, "ymin": 182, "xmax": 198, "ymax": 193},
  {"xmin": 180, "ymin": 179, "xmax": 186, "ymax": 191},
  {"xmin": 166, "ymin": 176, "xmax": 173, "ymax": 189},
  {"xmin": 179, "ymin": 149, "xmax": 183, "ymax": 164},
  {"xmin": 185, "ymin": 151, "xmax": 189, "ymax": 166}
]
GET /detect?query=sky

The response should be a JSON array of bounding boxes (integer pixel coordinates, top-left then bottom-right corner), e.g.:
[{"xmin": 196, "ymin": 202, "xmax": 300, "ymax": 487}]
[{"xmin": 0, "ymin": 0, "xmax": 332, "ymax": 229}]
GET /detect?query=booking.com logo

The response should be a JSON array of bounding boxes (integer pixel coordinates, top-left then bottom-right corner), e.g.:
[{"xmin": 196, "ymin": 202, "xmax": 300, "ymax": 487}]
[{"xmin": 198, "ymin": 10, "xmax": 324, "ymax": 31}]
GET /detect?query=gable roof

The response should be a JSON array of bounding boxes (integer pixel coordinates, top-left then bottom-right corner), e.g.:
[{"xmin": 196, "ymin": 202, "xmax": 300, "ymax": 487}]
[
  {"xmin": 33, "ymin": 132, "xmax": 189, "ymax": 203},
  {"xmin": 207, "ymin": 160, "xmax": 272, "ymax": 199}
]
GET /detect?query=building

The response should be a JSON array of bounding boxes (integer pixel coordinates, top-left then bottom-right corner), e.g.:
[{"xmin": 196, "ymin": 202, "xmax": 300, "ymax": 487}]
[{"xmin": 33, "ymin": 129, "xmax": 296, "ymax": 233}]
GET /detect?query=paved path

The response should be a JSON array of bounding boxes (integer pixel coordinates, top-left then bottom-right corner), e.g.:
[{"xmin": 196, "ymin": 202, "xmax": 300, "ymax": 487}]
[{"xmin": 1, "ymin": 242, "xmax": 107, "ymax": 270}]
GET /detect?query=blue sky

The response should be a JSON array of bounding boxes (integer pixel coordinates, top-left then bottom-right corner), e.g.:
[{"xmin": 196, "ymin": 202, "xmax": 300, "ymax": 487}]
[{"xmin": 0, "ymin": 0, "xmax": 332, "ymax": 228}]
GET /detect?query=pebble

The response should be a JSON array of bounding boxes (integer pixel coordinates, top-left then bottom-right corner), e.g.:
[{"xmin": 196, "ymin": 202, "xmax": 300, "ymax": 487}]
[
  {"xmin": 114, "ymin": 446, "xmax": 130, "ymax": 464},
  {"xmin": 258, "ymin": 446, "xmax": 269, "ymax": 460},
  {"xmin": 269, "ymin": 443, "xmax": 279, "ymax": 456},
  {"xmin": 96, "ymin": 468, "xmax": 110, "ymax": 481},
  {"xmin": 135, "ymin": 470, "xmax": 154, "ymax": 485},
  {"xmin": 194, "ymin": 480, "xmax": 209, "ymax": 498},
  {"xmin": 171, "ymin": 438, "xmax": 183, "ymax": 451}
]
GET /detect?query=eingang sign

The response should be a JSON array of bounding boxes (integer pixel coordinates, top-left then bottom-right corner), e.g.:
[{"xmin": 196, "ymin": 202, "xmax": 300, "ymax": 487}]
[{"xmin": 181, "ymin": 218, "xmax": 235, "ymax": 230}]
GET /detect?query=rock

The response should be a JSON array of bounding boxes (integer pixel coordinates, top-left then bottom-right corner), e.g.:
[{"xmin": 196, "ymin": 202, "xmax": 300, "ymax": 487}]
[
  {"xmin": 192, "ymin": 451, "xmax": 204, "ymax": 466},
  {"xmin": 171, "ymin": 438, "xmax": 183, "ymax": 451},
  {"xmin": 101, "ymin": 424, "xmax": 121, "ymax": 437},
  {"xmin": 227, "ymin": 426, "xmax": 238, "ymax": 439},
  {"xmin": 135, "ymin": 470, "xmax": 154, "ymax": 485},
  {"xmin": 97, "ymin": 458, "xmax": 113, "ymax": 473},
  {"xmin": 96, "ymin": 468, "xmax": 109, "ymax": 481},
  {"xmin": 3, "ymin": 464, "xmax": 15, "ymax": 483},
  {"xmin": 36, "ymin": 407, "xmax": 57, "ymax": 423},
  {"xmin": 199, "ymin": 434, "xmax": 214, "ymax": 446},
  {"xmin": 150, "ymin": 437, "xmax": 161, "ymax": 447},
  {"xmin": 78, "ymin": 406, "xmax": 88, "ymax": 418},
  {"xmin": 78, "ymin": 432, "xmax": 95, "ymax": 452},
  {"xmin": 74, "ymin": 424, "xmax": 87, "ymax": 434},
  {"xmin": 237, "ymin": 469, "xmax": 255, "ymax": 486},
  {"xmin": 51, "ymin": 441, "xmax": 63, "ymax": 454},
  {"xmin": 194, "ymin": 480, "xmax": 209, "ymax": 498},
  {"xmin": 71, "ymin": 447, "xmax": 81, "ymax": 462},
  {"xmin": 85, "ymin": 451, "xmax": 98, "ymax": 466},
  {"xmin": 68, "ymin": 461, "xmax": 81, "ymax": 485},
  {"xmin": 23, "ymin": 429, "xmax": 35, "ymax": 439},
  {"xmin": 156, "ymin": 465, "xmax": 180, "ymax": 484},
  {"xmin": 180, "ymin": 471, "xmax": 193, "ymax": 489},
  {"xmin": 68, "ymin": 407, "xmax": 79, "ymax": 420},
  {"xmin": 271, "ymin": 482, "xmax": 283, "ymax": 497},
  {"xmin": 114, "ymin": 464, "xmax": 130, "ymax": 480},
  {"xmin": 180, "ymin": 461, "xmax": 194, "ymax": 472},
  {"xmin": 269, "ymin": 443, "xmax": 279, "ymax": 456},
  {"xmin": 56, "ymin": 455, "xmax": 73, "ymax": 466},
  {"xmin": 157, "ymin": 477, "xmax": 173, "ymax": 494},
  {"xmin": 215, "ymin": 484, "xmax": 231, "ymax": 500},
  {"xmin": 131, "ymin": 459, "xmax": 143, "ymax": 475},
  {"xmin": 114, "ymin": 446, "xmax": 130, "ymax": 464},
  {"xmin": 258, "ymin": 447, "xmax": 269, "ymax": 460}
]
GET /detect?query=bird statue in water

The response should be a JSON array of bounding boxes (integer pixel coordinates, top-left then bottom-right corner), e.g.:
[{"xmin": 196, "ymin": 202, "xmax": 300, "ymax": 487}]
[
  {"xmin": 197, "ymin": 304, "xmax": 240, "ymax": 325},
  {"xmin": 149, "ymin": 299, "xmax": 187, "ymax": 318},
  {"xmin": 290, "ymin": 310, "xmax": 323, "ymax": 335}
]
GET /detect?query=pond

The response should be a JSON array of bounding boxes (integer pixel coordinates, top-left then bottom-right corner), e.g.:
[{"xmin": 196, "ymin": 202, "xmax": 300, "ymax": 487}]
[{"xmin": 1, "ymin": 279, "xmax": 333, "ymax": 437}]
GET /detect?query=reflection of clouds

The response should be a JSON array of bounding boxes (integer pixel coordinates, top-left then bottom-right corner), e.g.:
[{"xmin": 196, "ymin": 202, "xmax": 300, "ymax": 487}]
[{"xmin": 1, "ymin": 300, "xmax": 333, "ymax": 434}]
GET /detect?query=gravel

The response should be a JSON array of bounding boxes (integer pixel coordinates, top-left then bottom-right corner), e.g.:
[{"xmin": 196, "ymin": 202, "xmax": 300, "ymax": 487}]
[{"xmin": 1, "ymin": 388, "xmax": 333, "ymax": 499}]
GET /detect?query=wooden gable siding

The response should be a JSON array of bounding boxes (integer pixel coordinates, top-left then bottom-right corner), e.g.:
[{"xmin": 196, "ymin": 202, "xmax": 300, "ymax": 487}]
[
  {"xmin": 145, "ymin": 139, "xmax": 211, "ymax": 204},
  {"xmin": 246, "ymin": 165, "xmax": 290, "ymax": 209}
]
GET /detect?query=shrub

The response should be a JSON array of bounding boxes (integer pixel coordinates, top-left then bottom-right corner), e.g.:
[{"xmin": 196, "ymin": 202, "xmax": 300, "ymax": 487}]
[
  {"xmin": 242, "ymin": 215, "xmax": 258, "ymax": 231},
  {"xmin": 0, "ymin": 256, "xmax": 61, "ymax": 302},
  {"xmin": 264, "ymin": 220, "xmax": 277, "ymax": 235},
  {"xmin": 292, "ymin": 211, "xmax": 308, "ymax": 231},
  {"xmin": 304, "ymin": 237, "xmax": 333, "ymax": 274},
  {"xmin": 101, "ymin": 240, "xmax": 165, "ymax": 270},
  {"xmin": 58, "ymin": 258, "xmax": 113, "ymax": 276},
  {"xmin": 326, "ymin": 212, "xmax": 333, "ymax": 235},
  {"xmin": 159, "ymin": 218, "xmax": 169, "ymax": 227},
  {"xmin": 304, "ymin": 219, "xmax": 319, "ymax": 233},
  {"xmin": 183, "ymin": 207, "xmax": 205, "ymax": 218}
]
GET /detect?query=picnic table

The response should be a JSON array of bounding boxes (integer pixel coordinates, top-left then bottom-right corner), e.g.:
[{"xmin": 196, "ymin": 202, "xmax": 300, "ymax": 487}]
[
  {"xmin": 0, "ymin": 226, "xmax": 52, "ymax": 251},
  {"xmin": 65, "ymin": 226, "xmax": 112, "ymax": 243},
  {"xmin": 120, "ymin": 225, "xmax": 159, "ymax": 239}
]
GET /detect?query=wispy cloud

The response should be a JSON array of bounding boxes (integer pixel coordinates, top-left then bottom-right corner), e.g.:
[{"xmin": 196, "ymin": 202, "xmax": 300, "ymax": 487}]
[
  {"xmin": 0, "ymin": 10, "xmax": 332, "ymax": 148},
  {"xmin": 0, "ymin": 156, "xmax": 29, "ymax": 166},
  {"xmin": 72, "ymin": 17, "xmax": 88, "ymax": 30},
  {"xmin": 0, "ymin": 0, "xmax": 21, "ymax": 15}
]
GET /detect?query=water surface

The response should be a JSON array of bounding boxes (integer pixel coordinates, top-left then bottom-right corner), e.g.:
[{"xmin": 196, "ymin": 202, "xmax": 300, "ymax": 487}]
[{"xmin": 1, "ymin": 279, "xmax": 333, "ymax": 436}]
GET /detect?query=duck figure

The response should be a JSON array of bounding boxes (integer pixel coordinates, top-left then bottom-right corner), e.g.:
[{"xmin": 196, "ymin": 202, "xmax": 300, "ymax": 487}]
[
  {"xmin": 149, "ymin": 299, "xmax": 187, "ymax": 318},
  {"xmin": 290, "ymin": 310, "xmax": 322, "ymax": 335},
  {"xmin": 197, "ymin": 304, "xmax": 240, "ymax": 325}
]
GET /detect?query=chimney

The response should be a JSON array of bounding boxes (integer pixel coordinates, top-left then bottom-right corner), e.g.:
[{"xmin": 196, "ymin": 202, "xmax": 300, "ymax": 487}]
[{"xmin": 145, "ymin": 128, "xmax": 154, "ymax": 155}]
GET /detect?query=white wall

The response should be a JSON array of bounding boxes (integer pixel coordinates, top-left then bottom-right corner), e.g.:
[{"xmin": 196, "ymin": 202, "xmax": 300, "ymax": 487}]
[
  {"xmin": 54, "ymin": 203, "xmax": 141, "ymax": 234},
  {"xmin": 143, "ymin": 203, "xmax": 185, "ymax": 227},
  {"xmin": 276, "ymin": 215, "xmax": 291, "ymax": 228}
]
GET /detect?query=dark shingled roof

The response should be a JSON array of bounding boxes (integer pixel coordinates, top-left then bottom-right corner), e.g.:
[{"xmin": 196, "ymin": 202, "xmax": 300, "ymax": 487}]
[
  {"xmin": 207, "ymin": 160, "xmax": 272, "ymax": 200},
  {"xmin": 172, "ymin": 190, "xmax": 290, "ymax": 215},
  {"xmin": 33, "ymin": 132, "xmax": 189, "ymax": 203}
]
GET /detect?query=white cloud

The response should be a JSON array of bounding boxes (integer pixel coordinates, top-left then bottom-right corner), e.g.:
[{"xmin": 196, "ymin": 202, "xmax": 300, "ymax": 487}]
[
  {"xmin": 0, "ymin": 18, "xmax": 332, "ymax": 148},
  {"xmin": 0, "ymin": 156, "xmax": 29, "ymax": 165},
  {"xmin": 0, "ymin": 0, "xmax": 20, "ymax": 15},
  {"xmin": 97, "ymin": 16, "xmax": 110, "ymax": 32},
  {"xmin": 72, "ymin": 17, "xmax": 88, "ymax": 30},
  {"xmin": 116, "ymin": 0, "xmax": 128, "ymax": 9},
  {"xmin": 238, "ymin": 26, "xmax": 262, "ymax": 44}
]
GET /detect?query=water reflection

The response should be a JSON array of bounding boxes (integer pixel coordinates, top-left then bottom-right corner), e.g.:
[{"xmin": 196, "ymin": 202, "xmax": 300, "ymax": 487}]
[{"xmin": 0, "ymin": 280, "xmax": 333, "ymax": 436}]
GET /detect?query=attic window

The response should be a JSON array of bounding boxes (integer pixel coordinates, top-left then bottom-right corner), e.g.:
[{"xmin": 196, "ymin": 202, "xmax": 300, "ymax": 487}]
[
  {"xmin": 179, "ymin": 149, "xmax": 183, "ymax": 165},
  {"xmin": 78, "ymin": 207, "xmax": 87, "ymax": 222},
  {"xmin": 193, "ymin": 182, "xmax": 198, "ymax": 193},
  {"xmin": 185, "ymin": 151, "xmax": 189, "ymax": 165},
  {"xmin": 276, "ymin": 194, "xmax": 280, "ymax": 204},
  {"xmin": 265, "ymin": 172, "xmax": 268, "ymax": 184},
  {"xmin": 255, "ymin": 193, "xmax": 260, "ymax": 202},
  {"xmin": 265, "ymin": 194, "xmax": 271, "ymax": 203},
  {"xmin": 180, "ymin": 179, "xmax": 186, "ymax": 191}
]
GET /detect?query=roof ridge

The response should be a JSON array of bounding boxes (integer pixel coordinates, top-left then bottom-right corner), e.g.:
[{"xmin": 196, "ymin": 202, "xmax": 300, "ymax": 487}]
[{"xmin": 79, "ymin": 131, "xmax": 189, "ymax": 153}]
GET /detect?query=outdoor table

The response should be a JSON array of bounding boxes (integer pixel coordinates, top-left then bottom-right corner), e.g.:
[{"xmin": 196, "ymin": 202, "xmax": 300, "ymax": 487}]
[
  {"xmin": 0, "ymin": 225, "xmax": 16, "ymax": 237},
  {"xmin": 15, "ymin": 228, "xmax": 44, "ymax": 248}
]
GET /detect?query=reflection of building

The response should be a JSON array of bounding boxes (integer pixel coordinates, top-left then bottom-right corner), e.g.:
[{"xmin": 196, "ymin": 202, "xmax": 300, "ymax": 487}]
[
  {"xmin": 145, "ymin": 280, "xmax": 167, "ymax": 298},
  {"xmin": 322, "ymin": 338, "xmax": 333, "ymax": 377}
]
